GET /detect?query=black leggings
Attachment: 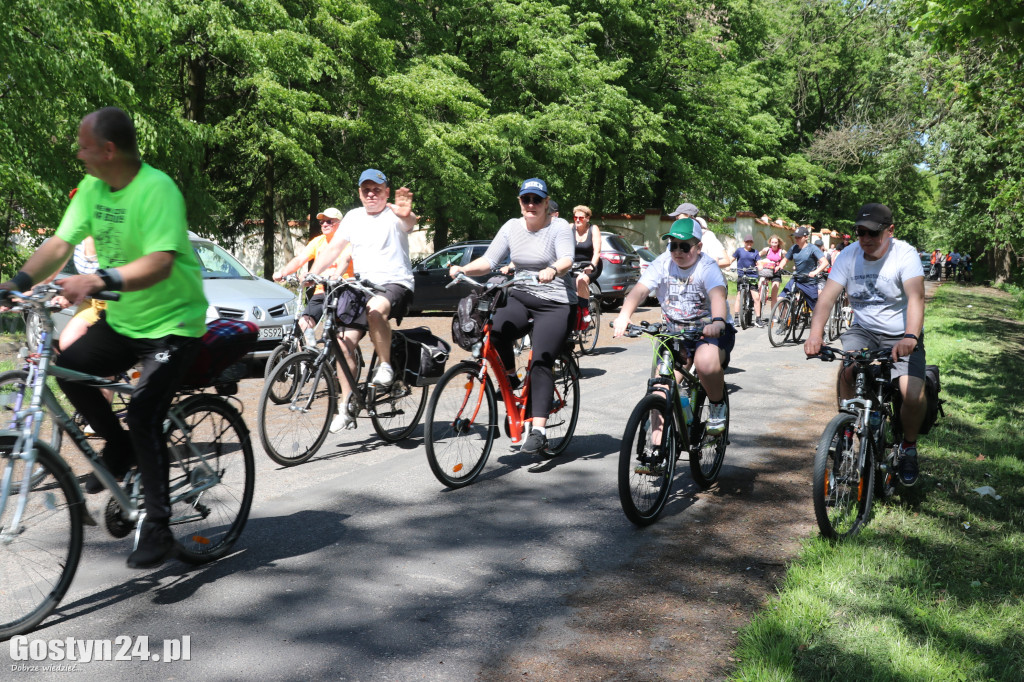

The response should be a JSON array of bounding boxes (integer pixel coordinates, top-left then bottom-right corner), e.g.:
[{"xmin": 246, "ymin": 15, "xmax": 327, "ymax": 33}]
[
  {"xmin": 56, "ymin": 317, "xmax": 199, "ymax": 524},
  {"xmin": 491, "ymin": 289, "xmax": 571, "ymax": 419}
]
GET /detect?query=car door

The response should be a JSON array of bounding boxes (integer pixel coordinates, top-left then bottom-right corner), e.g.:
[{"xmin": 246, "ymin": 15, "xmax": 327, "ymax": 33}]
[{"xmin": 412, "ymin": 246, "xmax": 468, "ymax": 312}]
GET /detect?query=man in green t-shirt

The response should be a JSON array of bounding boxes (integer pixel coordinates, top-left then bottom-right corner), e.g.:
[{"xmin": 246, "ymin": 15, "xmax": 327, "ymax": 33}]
[{"xmin": 1, "ymin": 107, "xmax": 208, "ymax": 570}]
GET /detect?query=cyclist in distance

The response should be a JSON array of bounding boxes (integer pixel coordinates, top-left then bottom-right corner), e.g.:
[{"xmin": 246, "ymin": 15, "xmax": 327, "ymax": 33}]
[
  {"xmin": 804, "ymin": 202, "xmax": 927, "ymax": 486},
  {"xmin": 0, "ymin": 106, "xmax": 208, "ymax": 569},
  {"xmin": 612, "ymin": 218, "xmax": 733, "ymax": 434},
  {"xmin": 777, "ymin": 226, "xmax": 829, "ymax": 310},
  {"xmin": 448, "ymin": 177, "xmax": 576, "ymax": 455},
  {"xmin": 306, "ymin": 169, "xmax": 418, "ymax": 433},
  {"xmin": 757, "ymin": 234, "xmax": 786, "ymax": 312},
  {"xmin": 731, "ymin": 234, "xmax": 763, "ymax": 327},
  {"xmin": 272, "ymin": 207, "xmax": 354, "ymax": 348},
  {"xmin": 571, "ymin": 204, "xmax": 602, "ymax": 323}
]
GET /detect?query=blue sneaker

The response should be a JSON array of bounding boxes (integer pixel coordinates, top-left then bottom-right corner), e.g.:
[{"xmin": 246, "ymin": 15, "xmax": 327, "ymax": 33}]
[{"xmin": 898, "ymin": 444, "xmax": 919, "ymax": 487}]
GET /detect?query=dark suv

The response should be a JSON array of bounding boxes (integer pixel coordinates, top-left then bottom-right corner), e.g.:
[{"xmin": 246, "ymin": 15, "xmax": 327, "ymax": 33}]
[{"xmin": 595, "ymin": 232, "xmax": 641, "ymax": 310}]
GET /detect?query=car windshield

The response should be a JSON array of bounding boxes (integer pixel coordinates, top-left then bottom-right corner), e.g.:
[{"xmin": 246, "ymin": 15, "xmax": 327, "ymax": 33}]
[
  {"xmin": 605, "ymin": 235, "xmax": 636, "ymax": 254},
  {"xmin": 192, "ymin": 240, "xmax": 254, "ymax": 280}
]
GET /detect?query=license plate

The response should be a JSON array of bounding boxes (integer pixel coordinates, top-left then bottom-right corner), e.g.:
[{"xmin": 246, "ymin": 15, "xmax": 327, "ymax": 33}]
[{"xmin": 258, "ymin": 326, "xmax": 283, "ymax": 340}]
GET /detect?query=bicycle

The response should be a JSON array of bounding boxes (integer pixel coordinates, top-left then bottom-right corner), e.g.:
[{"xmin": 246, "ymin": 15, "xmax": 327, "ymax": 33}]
[
  {"xmin": 825, "ymin": 290, "xmax": 853, "ymax": 342},
  {"xmin": 736, "ymin": 268, "xmax": 759, "ymax": 330},
  {"xmin": 263, "ymin": 275, "xmax": 312, "ymax": 378},
  {"xmin": 767, "ymin": 275, "xmax": 818, "ymax": 347},
  {"xmin": 508, "ymin": 263, "xmax": 600, "ymax": 359},
  {"xmin": 257, "ymin": 276, "xmax": 427, "ymax": 466},
  {"xmin": 0, "ymin": 284, "xmax": 255, "ymax": 638},
  {"xmin": 617, "ymin": 321, "xmax": 730, "ymax": 525},
  {"xmin": 808, "ymin": 345, "xmax": 907, "ymax": 540},
  {"xmin": 424, "ymin": 272, "xmax": 580, "ymax": 487}
]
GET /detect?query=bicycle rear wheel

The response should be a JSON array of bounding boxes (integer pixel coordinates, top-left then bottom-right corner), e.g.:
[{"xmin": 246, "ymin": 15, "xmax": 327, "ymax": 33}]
[
  {"xmin": 424, "ymin": 361, "xmax": 497, "ymax": 488},
  {"xmin": 258, "ymin": 351, "xmax": 337, "ymax": 466},
  {"xmin": 367, "ymin": 351, "xmax": 428, "ymax": 442},
  {"xmin": 618, "ymin": 393, "xmax": 677, "ymax": 526},
  {"xmin": 545, "ymin": 352, "xmax": 580, "ymax": 455},
  {"xmin": 812, "ymin": 413, "xmax": 874, "ymax": 540},
  {"xmin": 0, "ymin": 437, "xmax": 84, "ymax": 639},
  {"xmin": 767, "ymin": 298, "xmax": 792, "ymax": 347},
  {"xmin": 167, "ymin": 395, "xmax": 255, "ymax": 563},
  {"xmin": 689, "ymin": 387, "xmax": 728, "ymax": 487},
  {"xmin": 792, "ymin": 299, "xmax": 810, "ymax": 343},
  {"xmin": 578, "ymin": 298, "xmax": 601, "ymax": 355}
]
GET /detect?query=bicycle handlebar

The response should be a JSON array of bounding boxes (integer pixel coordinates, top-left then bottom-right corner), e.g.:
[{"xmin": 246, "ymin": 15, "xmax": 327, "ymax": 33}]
[
  {"xmin": 612, "ymin": 319, "xmax": 709, "ymax": 341},
  {"xmin": 445, "ymin": 271, "xmax": 539, "ymax": 291},
  {"xmin": 0, "ymin": 283, "xmax": 121, "ymax": 310},
  {"xmin": 304, "ymin": 274, "xmax": 386, "ymax": 296},
  {"xmin": 808, "ymin": 345, "xmax": 894, "ymax": 365}
]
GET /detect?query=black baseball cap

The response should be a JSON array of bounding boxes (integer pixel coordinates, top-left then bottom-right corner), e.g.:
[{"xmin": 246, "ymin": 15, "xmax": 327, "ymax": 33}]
[{"xmin": 854, "ymin": 203, "xmax": 893, "ymax": 230}]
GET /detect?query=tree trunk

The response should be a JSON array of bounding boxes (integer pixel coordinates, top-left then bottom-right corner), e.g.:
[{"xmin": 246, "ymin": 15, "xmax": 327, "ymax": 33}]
[
  {"xmin": 308, "ymin": 185, "xmax": 320, "ymax": 240},
  {"xmin": 184, "ymin": 57, "xmax": 207, "ymax": 124},
  {"xmin": 993, "ymin": 244, "xmax": 1013, "ymax": 285},
  {"xmin": 432, "ymin": 206, "xmax": 449, "ymax": 252},
  {"xmin": 262, "ymin": 156, "xmax": 275, "ymax": 279}
]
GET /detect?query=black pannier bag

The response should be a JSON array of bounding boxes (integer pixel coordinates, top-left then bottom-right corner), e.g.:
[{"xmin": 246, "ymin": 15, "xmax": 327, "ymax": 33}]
[
  {"xmin": 394, "ymin": 327, "xmax": 451, "ymax": 386},
  {"xmin": 179, "ymin": 319, "xmax": 259, "ymax": 392},
  {"xmin": 451, "ymin": 292, "xmax": 487, "ymax": 351},
  {"xmin": 918, "ymin": 364, "xmax": 945, "ymax": 435}
]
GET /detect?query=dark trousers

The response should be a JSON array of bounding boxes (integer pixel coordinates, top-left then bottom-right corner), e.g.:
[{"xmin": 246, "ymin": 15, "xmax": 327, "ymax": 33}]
[
  {"xmin": 56, "ymin": 317, "xmax": 199, "ymax": 523},
  {"xmin": 491, "ymin": 289, "xmax": 571, "ymax": 419}
]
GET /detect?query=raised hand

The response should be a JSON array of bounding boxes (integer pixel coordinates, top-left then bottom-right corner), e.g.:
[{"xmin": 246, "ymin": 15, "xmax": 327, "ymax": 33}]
[{"xmin": 390, "ymin": 186, "xmax": 414, "ymax": 218}]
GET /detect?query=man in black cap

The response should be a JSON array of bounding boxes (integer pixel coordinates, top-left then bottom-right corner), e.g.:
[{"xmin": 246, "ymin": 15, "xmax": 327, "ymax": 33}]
[
  {"xmin": 777, "ymin": 225, "xmax": 828, "ymax": 310},
  {"xmin": 804, "ymin": 203, "xmax": 927, "ymax": 486}
]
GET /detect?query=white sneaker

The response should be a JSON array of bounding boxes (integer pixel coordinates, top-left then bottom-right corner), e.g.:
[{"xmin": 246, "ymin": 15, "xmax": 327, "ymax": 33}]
[
  {"xmin": 329, "ymin": 405, "xmax": 357, "ymax": 433},
  {"xmin": 303, "ymin": 328, "xmax": 317, "ymax": 348},
  {"xmin": 706, "ymin": 402, "xmax": 728, "ymax": 435},
  {"xmin": 371, "ymin": 363, "xmax": 394, "ymax": 388}
]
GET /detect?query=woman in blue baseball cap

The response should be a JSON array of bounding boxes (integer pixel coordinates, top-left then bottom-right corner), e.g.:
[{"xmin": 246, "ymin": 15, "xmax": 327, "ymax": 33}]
[{"xmin": 449, "ymin": 178, "xmax": 576, "ymax": 456}]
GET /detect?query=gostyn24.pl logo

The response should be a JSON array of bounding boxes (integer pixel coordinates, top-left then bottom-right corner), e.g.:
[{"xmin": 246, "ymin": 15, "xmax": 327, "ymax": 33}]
[{"xmin": 9, "ymin": 635, "xmax": 191, "ymax": 665}]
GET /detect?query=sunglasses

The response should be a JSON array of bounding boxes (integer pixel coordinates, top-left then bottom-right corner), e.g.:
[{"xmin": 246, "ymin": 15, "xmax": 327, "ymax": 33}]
[
  {"xmin": 668, "ymin": 240, "xmax": 695, "ymax": 253},
  {"xmin": 520, "ymin": 194, "xmax": 545, "ymax": 205},
  {"xmin": 573, "ymin": 215, "xmax": 587, "ymax": 221},
  {"xmin": 855, "ymin": 226, "xmax": 885, "ymax": 238}
]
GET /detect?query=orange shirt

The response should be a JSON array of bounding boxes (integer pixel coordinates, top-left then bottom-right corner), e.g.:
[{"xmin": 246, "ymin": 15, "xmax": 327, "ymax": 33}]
[{"xmin": 307, "ymin": 234, "xmax": 354, "ymax": 293}]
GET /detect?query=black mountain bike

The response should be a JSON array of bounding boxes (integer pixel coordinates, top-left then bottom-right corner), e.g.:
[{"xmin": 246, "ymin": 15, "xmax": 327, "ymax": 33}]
[
  {"xmin": 768, "ymin": 276, "xmax": 819, "ymax": 347},
  {"xmin": 808, "ymin": 346, "xmax": 908, "ymax": 539},
  {"xmin": 618, "ymin": 321, "xmax": 730, "ymax": 525},
  {"xmin": 736, "ymin": 268, "xmax": 759, "ymax": 330}
]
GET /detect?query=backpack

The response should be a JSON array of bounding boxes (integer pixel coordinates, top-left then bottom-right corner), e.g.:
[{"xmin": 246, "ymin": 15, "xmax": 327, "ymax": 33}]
[
  {"xmin": 918, "ymin": 364, "xmax": 945, "ymax": 435},
  {"xmin": 394, "ymin": 327, "xmax": 451, "ymax": 386},
  {"xmin": 179, "ymin": 319, "xmax": 259, "ymax": 391}
]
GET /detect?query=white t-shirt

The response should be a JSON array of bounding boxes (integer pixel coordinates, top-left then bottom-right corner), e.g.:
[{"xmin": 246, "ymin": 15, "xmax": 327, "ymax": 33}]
[
  {"xmin": 337, "ymin": 206, "xmax": 414, "ymax": 290},
  {"xmin": 639, "ymin": 251, "xmax": 734, "ymax": 326},
  {"xmin": 828, "ymin": 238, "xmax": 924, "ymax": 335},
  {"xmin": 700, "ymin": 230, "xmax": 726, "ymax": 264}
]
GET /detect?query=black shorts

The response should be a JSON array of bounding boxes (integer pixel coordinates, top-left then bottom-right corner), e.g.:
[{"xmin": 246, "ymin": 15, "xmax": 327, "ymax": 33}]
[
  {"xmin": 347, "ymin": 283, "xmax": 413, "ymax": 329},
  {"xmin": 303, "ymin": 293, "xmax": 326, "ymax": 321}
]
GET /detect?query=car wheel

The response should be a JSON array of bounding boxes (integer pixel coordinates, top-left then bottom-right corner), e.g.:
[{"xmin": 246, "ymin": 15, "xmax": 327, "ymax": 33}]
[{"xmin": 601, "ymin": 299, "xmax": 621, "ymax": 312}]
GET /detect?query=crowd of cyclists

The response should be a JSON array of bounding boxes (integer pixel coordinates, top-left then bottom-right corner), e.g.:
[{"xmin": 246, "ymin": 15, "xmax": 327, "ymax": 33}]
[{"xmin": 1, "ymin": 106, "xmax": 943, "ymax": 590}]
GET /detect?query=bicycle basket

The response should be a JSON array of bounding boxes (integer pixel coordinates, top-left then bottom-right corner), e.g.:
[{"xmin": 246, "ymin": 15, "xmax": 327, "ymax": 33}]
[{"xmin": 180, "ymin": 319, "xmax": 258, "ymax": 389}]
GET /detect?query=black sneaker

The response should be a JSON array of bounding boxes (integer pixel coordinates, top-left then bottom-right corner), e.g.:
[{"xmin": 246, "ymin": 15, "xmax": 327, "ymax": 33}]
[
  {"xmin": 520, "ymin": 430, "xmax": 547, "ymax": 455},
  {"xmin": 127, "ymin": 520, "xmax": 176, "ymax": 569},
  {"xmin": 83, "ymin": 446, "xmax": 133, "ymax": 494},
  {"xmin": 898, "ymin": 445, "xmax": 919, "ymax": 487}
]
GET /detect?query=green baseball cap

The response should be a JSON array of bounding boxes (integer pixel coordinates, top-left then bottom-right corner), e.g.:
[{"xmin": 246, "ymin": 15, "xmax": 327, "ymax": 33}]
[{"xmin": 661, "ymin": 218, "xmax": 703, "ymax": 241}]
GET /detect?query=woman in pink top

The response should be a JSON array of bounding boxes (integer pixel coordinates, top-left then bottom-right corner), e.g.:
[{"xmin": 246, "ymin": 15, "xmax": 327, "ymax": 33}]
[{"xmin": 757, "ymin": 235, "xmax": 785, "ymax": 316}]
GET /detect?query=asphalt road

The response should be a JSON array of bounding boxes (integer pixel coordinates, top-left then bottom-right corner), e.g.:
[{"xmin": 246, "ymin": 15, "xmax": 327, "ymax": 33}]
[{"xmin": 3, "ymin": 308, "xmax": 835, "ymax": 680}]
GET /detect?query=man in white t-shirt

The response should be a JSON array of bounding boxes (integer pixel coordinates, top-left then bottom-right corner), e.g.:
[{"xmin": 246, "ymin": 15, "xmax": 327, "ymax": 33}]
[
  {"xmin": 613, "ymin": 218, "xmax": 734, "ymax": 434},
  {"xmin": 308, "ymin": 169, "xmax": 418, "ymax": 432},
  {"xmin": 804, "ymin": 203, "xmax": 927, "ymax": 486}
]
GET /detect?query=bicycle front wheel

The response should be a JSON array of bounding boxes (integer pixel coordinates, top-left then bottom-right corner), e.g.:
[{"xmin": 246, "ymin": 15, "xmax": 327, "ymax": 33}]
[
  {"xmin": 167, "ymin": 395, "xmax": 255, "ymax": 563},
  {"xmin": 690, "ymin": 387, "xmax": 728, "ymax": 488},
  {"xmin": 767, "ymin": 298, "xmax": 792, "ymax": 347},
  {"xmin": 739, "ymin": 288, "xmax": 752, "ymax": 330},
  {"xmin": 812, "ymin": 413, "xmax": 874, "ymax": 540},
  {"xmin": 258, "ymin": 351, "xmax": 337, "ymax": 466},
  {"xmin": 424, "ymin": 361, "xmax": 497, "ymax": 488},
  {"xmin": 0, "ymin": 437, "xmax": 84, "ymax": 639},
  {"xmin": 263, "ymin": 336, "xmax": 300, "ymax": 380},
  {"xmin": 793, "ymin": 299, "xmax": 810, "ymax": 343},
  {"xmin": 367, "ymin": 352, "xmax": 428, "ymax": 443},
  {"xmin": 0, "ymin": 370, "xmax": 62, "ymax": 466},
  {"xmin": 546, "ymin": 352, "xmax": 580, "ymax": 455},
  {"xmin": 618, "ymin": 393, "xmax": 677, "ymax": 526}
]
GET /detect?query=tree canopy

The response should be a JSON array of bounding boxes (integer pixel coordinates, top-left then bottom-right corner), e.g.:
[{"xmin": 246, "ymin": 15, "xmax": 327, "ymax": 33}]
[{"xmin": 2, "ymin": 0, "xmax": 1021, "ymax": 281}]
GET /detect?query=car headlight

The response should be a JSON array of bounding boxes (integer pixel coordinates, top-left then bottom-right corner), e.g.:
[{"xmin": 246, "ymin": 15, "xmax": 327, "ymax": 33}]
[
  {"xmin": 205, "ymin": 304, "xmax": 219, "ymax": 322},
  {"xmin": 285, "ymin": 296, "xmax": 298, "ymax": 316}
]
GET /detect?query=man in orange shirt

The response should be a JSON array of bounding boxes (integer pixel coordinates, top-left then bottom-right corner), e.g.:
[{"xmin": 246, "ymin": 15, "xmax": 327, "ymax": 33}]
[{"xmin": 273, "ymin": 207, "xmax": 353, "ymax": 346}]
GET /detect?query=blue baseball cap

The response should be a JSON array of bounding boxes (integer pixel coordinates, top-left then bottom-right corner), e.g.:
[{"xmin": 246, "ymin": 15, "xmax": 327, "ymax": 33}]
[
  {"xmin": 358, "ymin": 168, "xmax": 388, "ymax": 186},
  {"xmin": 518, "ymin": 178, "xmax": 548, "ymax": 198}
]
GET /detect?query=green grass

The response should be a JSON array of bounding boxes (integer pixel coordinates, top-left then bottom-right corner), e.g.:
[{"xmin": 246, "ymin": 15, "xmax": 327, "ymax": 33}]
[{"xmin": 731, "ymin": 284, "xmax": 1024, "ymax": 681}]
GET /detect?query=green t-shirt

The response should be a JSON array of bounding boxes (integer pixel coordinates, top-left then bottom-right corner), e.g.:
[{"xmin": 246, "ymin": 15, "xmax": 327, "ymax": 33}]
[{"xmin": 56, "ymin": 163, "xmax": 208, "ymax": 339}]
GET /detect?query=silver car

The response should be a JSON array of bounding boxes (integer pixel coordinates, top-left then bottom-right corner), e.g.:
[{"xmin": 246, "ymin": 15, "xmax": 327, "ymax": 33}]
[{"xmin": 50, "ymin": 234, "xmax": 297, "ymax": 360}]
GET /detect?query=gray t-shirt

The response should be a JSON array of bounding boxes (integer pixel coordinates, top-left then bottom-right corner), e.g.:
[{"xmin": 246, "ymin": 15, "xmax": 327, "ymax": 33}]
[
  {"xmin": 484, "ymin": 217, "xmax": 577, "ymax": 304},
  {"xmin": 639, "ymin": 251, "xmax": 734, "ymax": 326},
  {"xmin": 828, "ymin": 238, "xmax": 924, "ymax": 335},
  {"xmin": 786, "ymin": 243, "xmax": 825, "ymax": 278}
]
